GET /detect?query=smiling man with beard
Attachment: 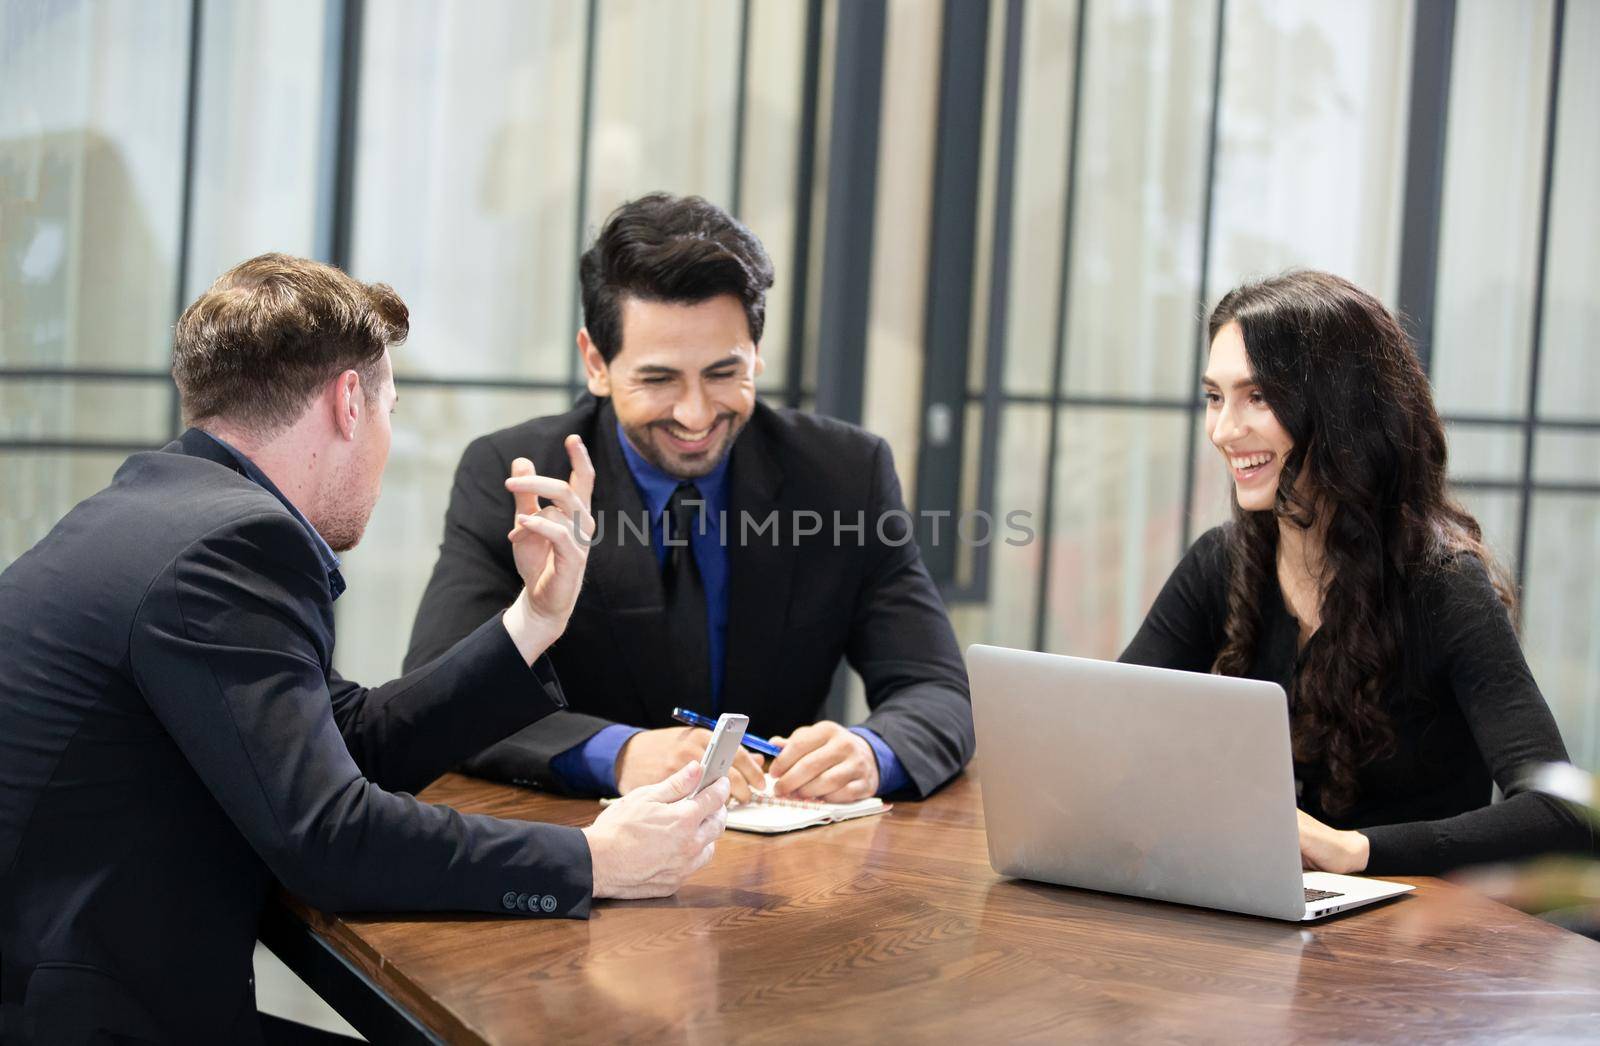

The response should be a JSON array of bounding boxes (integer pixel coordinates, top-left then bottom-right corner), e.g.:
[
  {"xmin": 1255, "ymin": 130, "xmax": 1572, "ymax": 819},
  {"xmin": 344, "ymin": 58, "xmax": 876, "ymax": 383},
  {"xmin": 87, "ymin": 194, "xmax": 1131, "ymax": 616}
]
[{"xmin": 404, "ymin": 193, "xmax": 974, "ymax": 806}]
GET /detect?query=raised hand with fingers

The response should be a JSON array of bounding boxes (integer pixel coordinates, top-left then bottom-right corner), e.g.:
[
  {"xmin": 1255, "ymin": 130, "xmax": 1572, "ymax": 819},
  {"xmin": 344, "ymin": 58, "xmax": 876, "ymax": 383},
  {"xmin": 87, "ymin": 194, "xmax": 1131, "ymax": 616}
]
[{"xmin": 500, "ymin": 434, "xmax": 597, "ymax": 664}]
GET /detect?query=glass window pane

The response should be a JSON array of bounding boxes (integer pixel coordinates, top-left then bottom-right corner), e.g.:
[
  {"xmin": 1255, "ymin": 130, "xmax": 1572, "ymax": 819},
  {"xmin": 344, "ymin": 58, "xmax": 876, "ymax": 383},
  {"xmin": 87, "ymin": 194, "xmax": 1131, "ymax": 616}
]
[
  {"xmin": 950, "ymin": 401, "xmax": 985, "ymax": 588},
  {"xmin": 1208, "ymin": 0, "xmax": 1411, "ymax": 300},
  {"xmin": 1043, "ymin": 409, "xmax": 1190, "ymax": 657},
  {"xmin": 1452, "ymin": 488, "xmax": 1521, "ymax": 578},
  {"xmin": 185, "ymin": 0, "xmax": 327, "ymax": 299},
  {"xmin": 1534, "ymin": 430, "xmax": 1600, "ymax": 487},
  {"xmin": 1536, "ymin": 0, "xmax": 1600, "ymax": 420},
  {"xmin": 333, "ymin": 387, "xmax": 572, "ymax": 682},
  {"xmin": 1446, "ymin": 422, "xmax": 1525, "ymax": 484},
  {"xmin": 1522, "ymin": 495, "xmax": 1600, "ymax": 771},
  {"xmin": 864, "ymin": 0, "xmax": 943, "ymax": 481},
  {"xmin": 0, "ymin": 379, "xmax": 172, "ymax": 444},
  {"xmin": 1, "ymin": 451, "xmax": 129, "ymax": 568},
  {"xmin": 1431, "ymin": 0, "xmax": 1555, "ymax": 418},
  {"xmin": 352, "ymin": 0, "xmax": 586, "ymax": 381},
  {"xmin": 586, "ymin": 0, "xmax": 743, "ymax": 219},
  {"xmin": 742, "ymin": 0, "xmax": 807, "ymax": 397},
  {"xmin": 1061, "ymin": 0, "xmax": 1218, "ymax": 400},
  {"xmin": 1002, "ymin": 0, "xmax": 1081, "ymax": 396},
  {"xmin": 965, "ymin": 0, "xmax": 1008, "ymax": 400},
  {"xmin": 1, "ymin": 0, "xmax": 190, "ymax": 369},
  {"xmin": 949, "ymin": 405, "xmax": 1050, "ymax": 650}
]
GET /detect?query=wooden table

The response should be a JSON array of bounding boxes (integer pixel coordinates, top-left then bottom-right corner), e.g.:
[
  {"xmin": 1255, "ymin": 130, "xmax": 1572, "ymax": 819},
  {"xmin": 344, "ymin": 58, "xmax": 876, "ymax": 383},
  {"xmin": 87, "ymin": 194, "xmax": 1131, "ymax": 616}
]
[{"xmin": 262, "ymin": 767, "xmax": 1600, "ymax": 1043}]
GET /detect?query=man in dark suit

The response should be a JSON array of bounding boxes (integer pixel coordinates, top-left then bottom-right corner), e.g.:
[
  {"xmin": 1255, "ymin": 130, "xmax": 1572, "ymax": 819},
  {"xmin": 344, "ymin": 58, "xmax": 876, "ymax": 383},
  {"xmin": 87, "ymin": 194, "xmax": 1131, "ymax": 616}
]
[
  {"xmin": 0, "ymin": 254, "xmax": 728, "ymax": 1045},
  {"xmin": 404, "ymin": 194, "xmax": 973, "ymax": 805}
]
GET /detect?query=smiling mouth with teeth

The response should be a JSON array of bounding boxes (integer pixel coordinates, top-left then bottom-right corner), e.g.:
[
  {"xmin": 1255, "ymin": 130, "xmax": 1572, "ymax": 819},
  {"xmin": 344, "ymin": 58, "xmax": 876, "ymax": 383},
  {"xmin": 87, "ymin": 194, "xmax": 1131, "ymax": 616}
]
[
  {"xmin": 658, "ymin": 417, "xmax": 725, "ymax": 447},
  {"xmin": 1228, "ymin": 451, "xmax": 1275, "ymax": 474}
]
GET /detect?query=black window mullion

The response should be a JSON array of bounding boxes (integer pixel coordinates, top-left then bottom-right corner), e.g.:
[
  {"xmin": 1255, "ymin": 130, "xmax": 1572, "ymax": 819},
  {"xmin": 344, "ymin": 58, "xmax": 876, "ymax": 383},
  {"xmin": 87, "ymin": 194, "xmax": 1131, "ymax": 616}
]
[
  {"xmin": 1513, "ymin": 0, "xmax": 1567, "ymax": 610},
  {"xmin": 961, "ymin": 0, "xmax": 1026, "ymax": 605},
  {"xmin": 1032, "ymin": 0, "xmax": 1090, "ymax": 653},
  {"xmin": 1395, "ymin": 0, "xmax": 1458, "ymax": 379},
  {"xmin": 1178, "ymin": 0, "xmax": 1228, "ymax": 556},
  {"xmin": 785, "ymin": 0, "xmax": 824, "ymax": 412},
  {"xmin": 813, "ymin": 0, "xmax": 887, "ymax": 427},
  {"xmin": 729, "ymin": 0, "xmax": 752, "ymax": 218},
  {"xmin": 567, "ymin": 0, "xmax": 601, "ymax": 403},
  {"xmin": 170, "ymin": 0, "xmax": 204, "ymax": 439},
  {"xmin": 914, "ymin": 0, "xmax": 992, "ymax": 588}
]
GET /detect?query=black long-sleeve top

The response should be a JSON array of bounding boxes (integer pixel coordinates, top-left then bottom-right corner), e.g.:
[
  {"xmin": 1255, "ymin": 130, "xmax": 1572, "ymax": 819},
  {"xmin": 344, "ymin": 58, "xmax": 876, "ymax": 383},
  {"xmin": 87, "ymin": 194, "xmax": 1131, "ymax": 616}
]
[{"xmin": 1119, "ymin": 525, "xmax": 1594, "ymax": 875}]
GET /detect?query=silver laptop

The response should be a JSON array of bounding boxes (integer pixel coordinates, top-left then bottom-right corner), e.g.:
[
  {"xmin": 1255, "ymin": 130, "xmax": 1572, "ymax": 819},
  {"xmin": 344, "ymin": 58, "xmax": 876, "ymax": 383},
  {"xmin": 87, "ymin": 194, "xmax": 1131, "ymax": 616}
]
[{"xmin": 968, "ymin": 644, "xmax": 1413, "ymax": 921}]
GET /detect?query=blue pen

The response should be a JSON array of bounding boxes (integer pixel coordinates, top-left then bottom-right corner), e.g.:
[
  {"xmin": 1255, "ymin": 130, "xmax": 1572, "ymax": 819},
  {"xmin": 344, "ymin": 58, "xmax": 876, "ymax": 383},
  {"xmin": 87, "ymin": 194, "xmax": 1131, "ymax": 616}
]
[{"xmin": 671, "ymin": 707, "xmax": 784, "ymax": 758}]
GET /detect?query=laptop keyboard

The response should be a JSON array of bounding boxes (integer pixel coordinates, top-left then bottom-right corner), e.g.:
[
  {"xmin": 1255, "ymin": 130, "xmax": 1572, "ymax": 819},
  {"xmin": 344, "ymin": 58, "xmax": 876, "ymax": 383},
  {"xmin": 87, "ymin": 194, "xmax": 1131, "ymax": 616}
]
[{"xmin": 1304, "ymin": 887, "xmax": 1345, "ymax": 902}]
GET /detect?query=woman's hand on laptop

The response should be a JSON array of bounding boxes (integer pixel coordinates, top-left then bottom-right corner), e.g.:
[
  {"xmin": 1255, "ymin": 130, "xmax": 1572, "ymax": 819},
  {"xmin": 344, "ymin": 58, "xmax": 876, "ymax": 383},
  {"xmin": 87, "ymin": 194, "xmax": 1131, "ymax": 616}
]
[{"xmin": 1296, "ymin": 810, "xmax": 1370, "ymax": 874}]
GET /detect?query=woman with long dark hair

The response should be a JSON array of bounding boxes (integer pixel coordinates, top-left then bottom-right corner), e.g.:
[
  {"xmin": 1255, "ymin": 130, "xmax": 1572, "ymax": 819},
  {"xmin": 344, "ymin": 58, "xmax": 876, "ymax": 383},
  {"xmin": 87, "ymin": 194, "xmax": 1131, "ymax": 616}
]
[{"xmin": 1121, "ymin": 270, "xmax": 1592, "ymax": 874}]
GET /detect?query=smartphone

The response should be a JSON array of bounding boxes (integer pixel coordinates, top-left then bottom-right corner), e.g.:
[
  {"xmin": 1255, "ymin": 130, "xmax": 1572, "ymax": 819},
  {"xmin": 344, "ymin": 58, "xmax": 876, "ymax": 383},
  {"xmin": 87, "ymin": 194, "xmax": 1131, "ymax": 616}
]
[{"xmin": 692, "ymin": 713, "xmax": 750, "ymax": 797}]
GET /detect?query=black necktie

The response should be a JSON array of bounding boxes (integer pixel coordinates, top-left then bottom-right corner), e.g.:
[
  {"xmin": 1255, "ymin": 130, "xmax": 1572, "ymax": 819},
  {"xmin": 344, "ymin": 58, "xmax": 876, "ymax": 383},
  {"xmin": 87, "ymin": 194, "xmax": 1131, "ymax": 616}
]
[{"xmin": 663, "ymin": 483, "xmax": 711, "ymax": 711}]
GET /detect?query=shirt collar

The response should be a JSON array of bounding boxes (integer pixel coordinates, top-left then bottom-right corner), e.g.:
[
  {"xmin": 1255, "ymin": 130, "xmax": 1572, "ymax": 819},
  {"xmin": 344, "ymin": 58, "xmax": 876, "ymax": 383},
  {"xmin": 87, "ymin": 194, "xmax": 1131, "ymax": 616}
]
[
  {"xmin": 194, "ymin": 430, "xmax": 347, "ymax": 602},
  {"xmin": 614, "ymin": 420, "xmax": 730, "ymax": 522}
]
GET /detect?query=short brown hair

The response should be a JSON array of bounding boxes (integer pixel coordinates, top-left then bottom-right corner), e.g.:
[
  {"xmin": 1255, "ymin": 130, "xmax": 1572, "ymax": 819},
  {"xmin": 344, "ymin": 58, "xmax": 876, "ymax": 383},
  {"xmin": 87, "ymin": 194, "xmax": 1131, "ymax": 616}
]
[{"xmin": 173, "ymin": 253, "xmax": 408, "ymax": 435}]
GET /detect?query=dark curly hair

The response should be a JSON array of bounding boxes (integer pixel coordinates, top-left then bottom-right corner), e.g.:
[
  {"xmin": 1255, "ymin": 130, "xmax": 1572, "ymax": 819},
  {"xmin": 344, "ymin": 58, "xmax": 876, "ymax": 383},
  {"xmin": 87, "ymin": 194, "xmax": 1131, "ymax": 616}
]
[{"xmin": 1208, "ymin": 271, "xmax": 1513, "ymax": 814}]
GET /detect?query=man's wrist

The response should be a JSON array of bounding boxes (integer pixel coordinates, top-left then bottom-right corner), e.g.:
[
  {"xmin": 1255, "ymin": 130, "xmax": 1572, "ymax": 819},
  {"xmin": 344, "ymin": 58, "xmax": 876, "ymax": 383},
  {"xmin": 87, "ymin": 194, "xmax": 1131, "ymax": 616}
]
[
  {"xmin": 611, "ymin": 729, "xmax": 648, "ymax": 793},
  {"xmin": 612, "ymin": 733, "xmax": 634, "ymax": 786},
  {"xmin": 580, "ymin": 825, "xmax": 613, "ymax": 899},
  {"xmin": 501, "ymin": 589, "xmax": 561, "ymax": 665},
  {"xmin": 848, "ymin": 726, "xmax": 904, "ymax": 796},
  {"xmin": 850, "ymin": 732, "xmax": 880, "ymax": 793}
]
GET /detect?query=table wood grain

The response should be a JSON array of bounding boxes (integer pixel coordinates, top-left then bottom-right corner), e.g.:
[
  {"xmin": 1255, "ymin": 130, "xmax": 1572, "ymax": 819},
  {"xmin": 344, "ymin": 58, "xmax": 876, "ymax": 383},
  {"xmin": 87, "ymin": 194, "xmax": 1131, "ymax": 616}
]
[{"xmin": 279, "ymin": 766, "xmax": 1600, "ymax": 1043}]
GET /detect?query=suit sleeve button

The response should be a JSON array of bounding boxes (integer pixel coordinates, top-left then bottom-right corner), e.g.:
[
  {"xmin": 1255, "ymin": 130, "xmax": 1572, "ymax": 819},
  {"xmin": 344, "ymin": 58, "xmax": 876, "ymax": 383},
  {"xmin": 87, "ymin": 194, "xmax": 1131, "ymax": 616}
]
[{"xmin": 502, "ymin": 891, "xmax": 518, "ymax": 910}]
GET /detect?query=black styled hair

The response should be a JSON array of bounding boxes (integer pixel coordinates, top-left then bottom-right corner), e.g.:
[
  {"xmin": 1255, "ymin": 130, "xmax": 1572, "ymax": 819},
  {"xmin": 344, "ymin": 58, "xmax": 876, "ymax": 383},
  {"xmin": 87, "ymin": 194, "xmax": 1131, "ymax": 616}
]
[{"xmin": 578, "ymin": 193, "xmax": 775, "ymax": 362}]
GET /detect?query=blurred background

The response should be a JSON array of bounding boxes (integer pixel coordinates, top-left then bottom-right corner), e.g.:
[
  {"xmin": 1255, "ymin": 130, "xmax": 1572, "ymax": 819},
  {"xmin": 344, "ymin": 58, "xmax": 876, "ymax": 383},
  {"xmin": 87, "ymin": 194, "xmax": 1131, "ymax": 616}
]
[{"xmin": 3, "ymin": 0, "xmax": 1598, "ymax": 780}]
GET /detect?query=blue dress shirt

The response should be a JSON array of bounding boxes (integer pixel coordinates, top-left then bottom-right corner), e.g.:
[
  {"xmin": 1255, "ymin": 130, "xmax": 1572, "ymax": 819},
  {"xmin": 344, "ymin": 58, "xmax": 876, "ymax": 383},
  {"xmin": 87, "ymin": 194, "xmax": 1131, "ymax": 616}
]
[{"xmin": 549, "ymin": 423, "xmax": 907, "ymax": 796}]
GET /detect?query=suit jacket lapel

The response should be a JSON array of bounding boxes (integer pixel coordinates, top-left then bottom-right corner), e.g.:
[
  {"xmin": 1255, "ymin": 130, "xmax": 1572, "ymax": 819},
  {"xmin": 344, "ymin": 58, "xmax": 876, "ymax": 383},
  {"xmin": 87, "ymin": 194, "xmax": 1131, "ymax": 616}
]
[
  {"xmin": 582, "ymin": 401, "xmax": 678, "ymax": 725},
  {"xmin": 722, "ymin": 407, "xmax": 795, "ymax": 730}
]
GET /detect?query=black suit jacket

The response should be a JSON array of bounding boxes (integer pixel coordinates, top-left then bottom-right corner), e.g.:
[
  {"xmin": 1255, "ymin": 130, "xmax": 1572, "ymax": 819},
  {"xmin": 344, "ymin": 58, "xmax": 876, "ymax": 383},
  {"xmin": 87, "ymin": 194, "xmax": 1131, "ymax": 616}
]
[
  {"xmin": 0, "ymin": 430, "xmax": 591, "ymax": 1046},
  {"xmin": 404, "ymin": 397, "xmax": 973, "ymax": 798}
]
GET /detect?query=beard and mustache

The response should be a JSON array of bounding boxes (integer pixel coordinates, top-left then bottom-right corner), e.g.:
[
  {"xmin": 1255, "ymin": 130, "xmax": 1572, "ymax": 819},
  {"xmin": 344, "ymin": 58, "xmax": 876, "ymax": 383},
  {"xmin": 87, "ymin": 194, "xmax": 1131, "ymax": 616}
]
[{"xmin": 621, "ymin": 410, "xmax": 749, "ymax": 479}]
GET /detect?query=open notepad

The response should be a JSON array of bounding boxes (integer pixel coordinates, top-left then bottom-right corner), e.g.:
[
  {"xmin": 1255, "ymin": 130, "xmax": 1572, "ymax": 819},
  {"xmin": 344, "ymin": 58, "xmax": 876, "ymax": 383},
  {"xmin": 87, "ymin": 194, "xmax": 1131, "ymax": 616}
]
[
  {"xmin": 601, "ymin": 781, "xmax": 890, "ymax": 834},
  {"xmin": 723, "ymin": 791, "xmax": 889, "ymax": 834}
]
